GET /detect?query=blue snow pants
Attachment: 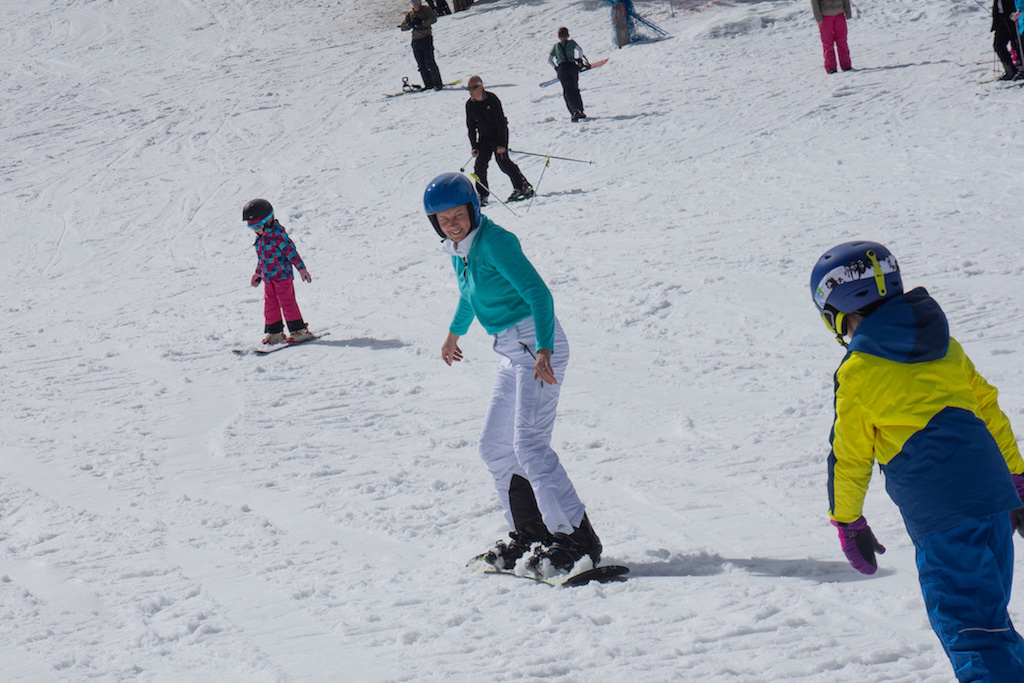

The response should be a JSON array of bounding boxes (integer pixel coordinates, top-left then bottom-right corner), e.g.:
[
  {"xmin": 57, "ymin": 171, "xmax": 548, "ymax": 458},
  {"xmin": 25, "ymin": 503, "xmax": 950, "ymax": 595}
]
[{"xmin": 915, "ymin": 513, "xmax": 1024, "ymax": 682}]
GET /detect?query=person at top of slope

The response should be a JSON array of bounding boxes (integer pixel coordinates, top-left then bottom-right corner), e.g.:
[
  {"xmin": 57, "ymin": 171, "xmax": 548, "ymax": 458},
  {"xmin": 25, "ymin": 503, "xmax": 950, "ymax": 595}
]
[
  {"xmin": 424, "ymin": 171, "xmax": 603, "ymax": 578},
  {"xmin": 990, "ymin": 0, "xmax": 1024, "ymax": 80},
  {"xmin": 810, "ymin": 241, "xmax": 1024, "ymax": 681},
  {"xmin": 548, "ymin": 26, "xmax": 588, "ymax": 122},
  {"xmin": 810, "ymin": 0, "xmax": 853, "ymax": 74},
  {"xmin": 244, "ymin": 198, "xmax": 314, "ymax": 346},
  {"xmin": 465, "ymin": 75, "xmax": 534, "ymax": 206},
  {"xmin": 399, "ymin": 0, "xmax": 444, "ymax": 91}
]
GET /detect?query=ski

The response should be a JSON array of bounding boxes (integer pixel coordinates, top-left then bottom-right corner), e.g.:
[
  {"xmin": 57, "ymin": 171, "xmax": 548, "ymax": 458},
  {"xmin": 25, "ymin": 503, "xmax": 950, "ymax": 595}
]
[
  {"xmin": 468, "ymin": 555, "xmax": 629, "ymax": 586},
  {"xmin": 233, "ymin": 332, "xmax": 329, "ymax": 356},
  {"xmin": 385, "ymin": 78, "xmax": 463, "ymax": 97},
  {"xmin": 540, "ymin": 58, "xmax": 609, "ymax": 88}
]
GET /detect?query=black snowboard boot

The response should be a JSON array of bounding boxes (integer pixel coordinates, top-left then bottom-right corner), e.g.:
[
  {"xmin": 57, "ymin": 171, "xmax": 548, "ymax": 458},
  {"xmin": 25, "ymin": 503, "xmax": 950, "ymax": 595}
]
[
  {"xmin": 482, "ymin": 521, "xmax": 551, "ymax": 570},
  {"xmin": 527, "ymin": 514, "xmax": 602, "ymax": 573}
]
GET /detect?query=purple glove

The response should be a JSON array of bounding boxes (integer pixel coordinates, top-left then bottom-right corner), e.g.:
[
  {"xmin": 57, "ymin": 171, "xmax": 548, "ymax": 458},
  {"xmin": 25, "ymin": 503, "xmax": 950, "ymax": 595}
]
[
  {"xmin": 1011, "ymin": 474, "xmax": 1024, "ymax": 538},
  {"xmin": 832, "ymin": 516, "xmax": 885, "ymax": 575}
]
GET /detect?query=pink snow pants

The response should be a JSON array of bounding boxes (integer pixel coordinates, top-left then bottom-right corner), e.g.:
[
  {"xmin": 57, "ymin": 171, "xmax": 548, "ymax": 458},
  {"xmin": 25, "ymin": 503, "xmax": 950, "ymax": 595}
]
[
  {"xmin": 818, "ymin": 14, "xmax": 851, "ymax": 73},
  {"xmin": 264, "ymin": 278, "xmax": 303, "ymax": 326}
]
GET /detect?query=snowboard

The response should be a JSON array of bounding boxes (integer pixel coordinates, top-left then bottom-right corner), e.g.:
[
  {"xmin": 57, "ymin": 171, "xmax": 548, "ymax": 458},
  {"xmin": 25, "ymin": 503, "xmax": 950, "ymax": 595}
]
[
  {"xmin": 233, "ymin": 332, "xmax": 328, "ymax": 356},
  {"xmin": 468, "ymin": 554, "xmax": 629, "ymax": 586},
  {"xmin": 540, "ymin": 58, "xmax": 609, "ymax": 87},
  {"xmin": 386, "ymin": 78, "xmax": 463, "ymax": 97}
]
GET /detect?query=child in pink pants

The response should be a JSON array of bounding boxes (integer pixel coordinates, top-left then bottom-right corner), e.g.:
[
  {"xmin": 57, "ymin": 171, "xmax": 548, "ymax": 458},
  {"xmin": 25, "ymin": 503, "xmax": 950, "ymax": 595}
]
[
  {"xmin": 242, "ymin": 198, "xmax": 313, "ymax": 346},
  {"xmin": 811, "ymin": 0, "xmax": 853, "ymax": 73}
]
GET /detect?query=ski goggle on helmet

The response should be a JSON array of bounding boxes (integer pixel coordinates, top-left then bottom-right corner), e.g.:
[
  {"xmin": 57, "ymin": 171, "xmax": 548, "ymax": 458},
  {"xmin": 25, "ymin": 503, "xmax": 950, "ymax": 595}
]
[
  {"xmin": 423, "ymin": 172, "xmax": 480, "ymax": 239},
  {"xmin": 810, "ymin": 241, "xmax": 902, "ymax": 341},
  {"xmin": 243, "ymin": 198, "xmax": 274, "ymax": 232}
]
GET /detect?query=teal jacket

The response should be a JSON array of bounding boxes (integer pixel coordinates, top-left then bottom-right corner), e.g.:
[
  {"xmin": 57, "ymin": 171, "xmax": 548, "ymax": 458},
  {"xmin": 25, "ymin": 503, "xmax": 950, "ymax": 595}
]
[{"xmin": 448, "ymin": 215, "xmax": 555, "ymax": 349}]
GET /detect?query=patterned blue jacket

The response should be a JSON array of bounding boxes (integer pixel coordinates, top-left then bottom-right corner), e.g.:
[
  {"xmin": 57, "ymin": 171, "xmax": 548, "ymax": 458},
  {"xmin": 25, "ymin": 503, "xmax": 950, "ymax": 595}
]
[{"xmin": 254, "ymin": 221, "xmax": 305, "ymax": 281}]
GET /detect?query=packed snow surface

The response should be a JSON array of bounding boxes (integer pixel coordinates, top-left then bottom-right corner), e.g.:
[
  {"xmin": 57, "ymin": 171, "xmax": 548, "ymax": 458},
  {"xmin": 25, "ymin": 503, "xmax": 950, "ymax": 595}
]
[{"xmin": 3, "ymin": 0, "xmax": 1023, "ymax": 680}]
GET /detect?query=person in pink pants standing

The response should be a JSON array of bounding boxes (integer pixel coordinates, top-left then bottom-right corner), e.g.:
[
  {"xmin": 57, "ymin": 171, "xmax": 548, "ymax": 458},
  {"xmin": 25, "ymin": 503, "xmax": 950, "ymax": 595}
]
[
  {"xmin": 243, "ymin": 198, "xmax": 314, "ymax": 346},
  {"xmin": 811, "ymin": 0, "xmax": 853, "ymax": 74}
]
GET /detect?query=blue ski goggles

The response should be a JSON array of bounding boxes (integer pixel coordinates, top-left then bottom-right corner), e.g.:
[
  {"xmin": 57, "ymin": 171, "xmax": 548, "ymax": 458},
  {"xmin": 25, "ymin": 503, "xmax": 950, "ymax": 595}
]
[{"xmin": 246, "ymin": 212, "xmax": 274, "ymax": 232}]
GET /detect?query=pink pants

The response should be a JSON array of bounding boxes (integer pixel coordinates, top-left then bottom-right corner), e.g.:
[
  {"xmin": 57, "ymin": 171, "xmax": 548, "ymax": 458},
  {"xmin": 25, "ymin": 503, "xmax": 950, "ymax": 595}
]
[
  {"xmin": 264, "ymin": 278, "xmax": 303, "ymax": 327},
  {"xmin": 818, "ymin": 14, "xmax": 851, "ymax": 72}
]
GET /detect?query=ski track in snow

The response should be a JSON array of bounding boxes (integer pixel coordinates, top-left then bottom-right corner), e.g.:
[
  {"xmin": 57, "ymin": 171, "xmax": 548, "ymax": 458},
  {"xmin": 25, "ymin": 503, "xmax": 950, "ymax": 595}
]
[{"xmin": 2, "ymin": 0, "xmax": 1022, "ymax": 679}]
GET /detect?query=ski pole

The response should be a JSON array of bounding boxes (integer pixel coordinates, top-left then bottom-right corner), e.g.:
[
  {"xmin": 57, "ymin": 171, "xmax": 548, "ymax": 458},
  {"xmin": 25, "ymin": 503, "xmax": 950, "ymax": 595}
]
[
  {"xmin": 509, "ymin": 149, "xmax": 594, "ymax": 164},
  {"xmin": 526, "ymin": 156, "xmax": 551, "ymax": 214},
  {"xmin": 469, "ymin": 173, "xmax": 519, "ymax": 218},
  {"xmin": 459, "ymin": 156, "xmax": 474, "ymax": 172}
]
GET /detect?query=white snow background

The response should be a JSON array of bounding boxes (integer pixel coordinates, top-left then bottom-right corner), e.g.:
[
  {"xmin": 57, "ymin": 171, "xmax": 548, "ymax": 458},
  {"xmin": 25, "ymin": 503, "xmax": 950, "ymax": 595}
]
[{"xmin": 3, "ymin": 0, "xmax": 1023, "ymax": 680}]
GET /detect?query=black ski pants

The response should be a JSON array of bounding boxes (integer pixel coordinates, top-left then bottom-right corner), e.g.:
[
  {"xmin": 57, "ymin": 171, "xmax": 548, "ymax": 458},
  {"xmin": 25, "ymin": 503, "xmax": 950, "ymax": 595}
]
[
  {"xmin": 412, "ymin": 36, "xmax": 442, "ymax": 89},
  {"xmin": 473, "ymin": 144, "xmax": 528, "ymax": 199},
  {"xmin": 994, "ymin": 12, "xmax": 1023, "ymax": 70},
  {"xmin": 556, "ymin": 62, "xmax": 584, "ymax": 116}
]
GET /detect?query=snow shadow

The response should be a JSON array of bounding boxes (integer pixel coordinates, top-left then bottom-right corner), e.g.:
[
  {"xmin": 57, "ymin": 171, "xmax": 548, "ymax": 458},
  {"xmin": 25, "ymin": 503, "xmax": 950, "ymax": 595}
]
[
  {"xmin": 538, "ymin": 188, "xmax": 592, "ymax": 198},
  {"xmin": 852, "ymin": 61, "xmax": 953, "ymax": 72},
  {"xmin": 580, "ymin": 112, "xmax": 669, "ymax": 121},
  {"xmin": 627, "ymin": 551, "xmax": 883, "ymax": 583},
  {"xmin": 317, "ymin": 337, "xmax": 409, "ymax": 351}
]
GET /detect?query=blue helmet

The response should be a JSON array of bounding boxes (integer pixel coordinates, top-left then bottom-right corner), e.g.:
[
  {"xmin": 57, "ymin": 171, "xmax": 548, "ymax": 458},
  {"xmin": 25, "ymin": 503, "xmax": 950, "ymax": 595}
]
[
  {"xmin": 810, "ymin": 241, "xmax": 902, "ymax": 339},
  {"xmin": 423, "ymin": 172, "xmax": 480, "ymax": 238}
]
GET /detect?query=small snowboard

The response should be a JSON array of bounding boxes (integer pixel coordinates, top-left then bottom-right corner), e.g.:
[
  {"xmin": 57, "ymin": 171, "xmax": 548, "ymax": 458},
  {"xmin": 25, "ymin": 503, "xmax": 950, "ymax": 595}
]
[
  {"xmin": 540, "ymin": 58, "xmax": 608, "ymax": 87},
  {"xmin": 468, "ymin": 555, "xmax": 629, "ymax": 586},
  {"xmin": 386, "ymin": 78, "xmax": 463, "ymax": 97},
  {"xmin": 233, "ymin": 332, "xmax": 328, "ymax": 356}
]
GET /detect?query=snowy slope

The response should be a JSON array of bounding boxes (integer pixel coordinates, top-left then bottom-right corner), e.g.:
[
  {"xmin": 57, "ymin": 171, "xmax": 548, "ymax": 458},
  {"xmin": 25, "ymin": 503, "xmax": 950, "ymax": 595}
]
[{"xmin": 3, "ymin": 0, "xmax": 1023, "ymax": 679}]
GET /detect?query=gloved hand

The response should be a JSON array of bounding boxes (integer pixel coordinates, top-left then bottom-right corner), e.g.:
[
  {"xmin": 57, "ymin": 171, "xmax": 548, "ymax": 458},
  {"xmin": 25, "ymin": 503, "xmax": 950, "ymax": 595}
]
[
  {"xmin": 251, "ymin": 273, "xmax": 262, "ymax": 287},
  {"xmin": 1011, "ymin": 474, "xmax": 1024, "ymax": 537},
  {"xmin": 298, "ymin": 267, "xmax": 312, "ymax": 283},
  {"xmin": 832, "ymin": 516, "xmax": 885, "ymax": 575}
]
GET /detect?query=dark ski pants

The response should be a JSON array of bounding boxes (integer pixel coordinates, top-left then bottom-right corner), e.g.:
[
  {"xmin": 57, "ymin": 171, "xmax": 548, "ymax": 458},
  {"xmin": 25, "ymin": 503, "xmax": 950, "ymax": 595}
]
[
  {"xmin": 994, "ymin": 13, "xmax": 1023, "ymax": 71},
  {"xmin": 915, "ymin": 513, "xmax": 1024, "ymax": 681},
  {"xmin": 556, "ymin": 62, "xmax": 584, "ymax": 117},
  {"xmin": 412, "ymin": 36, "xmax": 442, "ymax": 89},
  {"xmin": 473, "ymin": 144, "xmax": 528, "ymax": 199}
]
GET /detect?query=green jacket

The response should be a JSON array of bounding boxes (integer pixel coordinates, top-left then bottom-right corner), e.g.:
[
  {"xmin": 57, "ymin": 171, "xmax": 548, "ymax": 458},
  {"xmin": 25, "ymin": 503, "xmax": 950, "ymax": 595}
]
[
  {"xmin": 811, "ymin": 0, "xmax": 851, "ymax": 22},
  {"xmin": 400, "ymin": 5, "xmax": 437, "ymax": 40}
]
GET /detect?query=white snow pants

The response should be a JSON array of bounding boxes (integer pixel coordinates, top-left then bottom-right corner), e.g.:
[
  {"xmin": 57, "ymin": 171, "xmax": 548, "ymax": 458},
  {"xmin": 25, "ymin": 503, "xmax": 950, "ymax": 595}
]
[{"xmin": 479, "ymin": 316, "xmax": 586, "ymax": 535}]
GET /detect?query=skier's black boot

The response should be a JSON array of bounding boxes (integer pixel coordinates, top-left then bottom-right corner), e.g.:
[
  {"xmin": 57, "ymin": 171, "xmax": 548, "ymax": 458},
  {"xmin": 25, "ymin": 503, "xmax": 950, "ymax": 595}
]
[
  {"xmin": 527, "ymin": 513, "xmax": 602, "ymax": 573},
  {"xmin": 482, "ymin": 521, "xmax": 551, "ymax": 570}
]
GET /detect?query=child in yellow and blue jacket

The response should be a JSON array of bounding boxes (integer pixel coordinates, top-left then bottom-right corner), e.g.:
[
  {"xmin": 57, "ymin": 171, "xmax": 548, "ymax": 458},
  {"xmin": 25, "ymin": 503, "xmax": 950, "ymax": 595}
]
[{"xmin": 810, "ymin": 241, "xmax": 1024, "ymax": 682}]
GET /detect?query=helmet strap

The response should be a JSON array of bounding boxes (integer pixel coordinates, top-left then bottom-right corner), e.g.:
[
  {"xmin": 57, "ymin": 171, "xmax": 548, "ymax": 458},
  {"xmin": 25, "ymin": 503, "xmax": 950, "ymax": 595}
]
[
  {"xmin": 822, "ymin": 308, "xmax": 850, "ymax": 347},
  {"xmin": 429, "ymin": 214, "xmax": 445, "ymax": 239}
]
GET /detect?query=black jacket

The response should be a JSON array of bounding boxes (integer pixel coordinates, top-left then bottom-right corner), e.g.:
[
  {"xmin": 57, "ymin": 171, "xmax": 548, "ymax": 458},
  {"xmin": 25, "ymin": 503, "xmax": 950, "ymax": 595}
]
[
  {"xmin": 466, "ymin": 91, "xmax": 510, "ymax": 149},
  {"xmin": 993, "ymin": 0, "xmax": 1017, "ymax": 29}
]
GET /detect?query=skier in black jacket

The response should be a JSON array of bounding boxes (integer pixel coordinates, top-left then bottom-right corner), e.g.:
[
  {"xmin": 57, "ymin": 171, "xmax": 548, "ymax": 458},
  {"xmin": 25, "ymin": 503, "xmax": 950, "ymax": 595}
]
[
  {"xmin": 991, "ymin": 0, "xmax": 1024, "ymax": 80},
  {"xmin": 465, "ymin": 75, "xmax": 533, "ymax": 205}
]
